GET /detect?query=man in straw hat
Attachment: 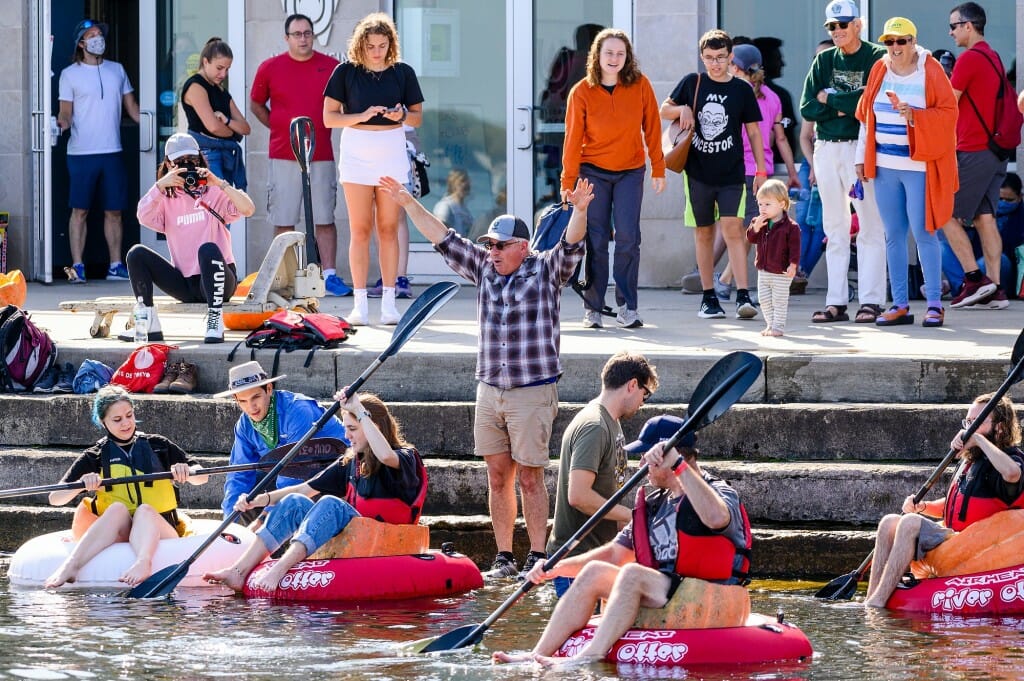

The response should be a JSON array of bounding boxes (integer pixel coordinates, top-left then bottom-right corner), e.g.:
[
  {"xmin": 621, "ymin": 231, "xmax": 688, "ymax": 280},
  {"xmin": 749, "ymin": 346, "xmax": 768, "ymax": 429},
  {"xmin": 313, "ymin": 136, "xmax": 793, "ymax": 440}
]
[
  {"xmin": 215, "ymin": 361, "xmax": 347, "ymax": 523},
  {"xmin": 494, "ymin": 415, "xmax": 753, "ymax": 667}
]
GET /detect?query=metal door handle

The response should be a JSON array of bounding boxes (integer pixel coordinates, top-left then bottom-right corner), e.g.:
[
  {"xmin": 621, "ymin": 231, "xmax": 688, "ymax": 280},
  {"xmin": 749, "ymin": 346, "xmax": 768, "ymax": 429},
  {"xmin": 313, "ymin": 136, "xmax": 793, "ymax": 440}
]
[
  {"xmin": 139, "ymin": 110, "xmax": 156, "ymax": 151},
  {"xmin": 31, "ymin": 111, "xmax": 43, "ymax": 152},
  {"xmin": 514, "ymin": 106, "xmax": 533, "ymax": 150}
]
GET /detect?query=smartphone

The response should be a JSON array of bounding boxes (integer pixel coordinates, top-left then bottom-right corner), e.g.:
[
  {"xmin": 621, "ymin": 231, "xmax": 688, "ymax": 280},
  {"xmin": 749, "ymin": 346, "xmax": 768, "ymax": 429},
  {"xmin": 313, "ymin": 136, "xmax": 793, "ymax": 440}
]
[{"xmin": 885, "ymin": 90, "xmax": 899, "ymax": 106}]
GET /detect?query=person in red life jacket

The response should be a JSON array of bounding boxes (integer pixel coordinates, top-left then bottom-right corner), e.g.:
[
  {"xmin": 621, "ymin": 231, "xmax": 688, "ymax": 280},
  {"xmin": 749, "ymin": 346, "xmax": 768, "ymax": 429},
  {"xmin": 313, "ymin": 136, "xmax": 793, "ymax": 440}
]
[
  {"xmin": 44, "ymin": 386, "xmax": 209, "ymax": 588},
  {"xmin": 865, "ymin": 392, "xmax": 1024, "ymax": 608},
  {"xmin": 493, "ymin": 416, "xmax": 752, "ymax": 667},
  {"xmin": 203, "ymin": 389, "xmax": 425, "ymax": 593}
]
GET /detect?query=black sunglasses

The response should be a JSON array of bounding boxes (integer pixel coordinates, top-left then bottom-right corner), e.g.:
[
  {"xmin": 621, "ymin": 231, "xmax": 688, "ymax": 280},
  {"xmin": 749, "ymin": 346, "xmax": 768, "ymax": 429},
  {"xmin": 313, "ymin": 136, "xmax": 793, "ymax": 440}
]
[
  {"xmin": 949, "ymin": 20, "xmax": 969, "ymax": 31},
  {"xmin": 883, "ymin": 38, "xmax": 913, "ymax": 46},
  {"xmin": 481, "ymin": 239, "xmax": 521, "ymax": 251},
  {"xmin": 826, "ymin": 21, "xmax": 850, "ymax": 31}
]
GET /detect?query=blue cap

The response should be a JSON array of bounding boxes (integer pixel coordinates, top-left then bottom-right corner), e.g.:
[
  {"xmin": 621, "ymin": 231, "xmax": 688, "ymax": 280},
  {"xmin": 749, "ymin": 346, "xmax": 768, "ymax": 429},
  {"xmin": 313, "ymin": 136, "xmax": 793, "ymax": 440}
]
[
  {"xmin": 624, "ymin": 415, "xmax": 695, "ymax": 456},
  {"xmin": 732, "ymin": 44, "xmax": 763, "ymax": 72},
  {"xmin": 73, "ymin": 19, "xmax": 108, "ymax": 47}
]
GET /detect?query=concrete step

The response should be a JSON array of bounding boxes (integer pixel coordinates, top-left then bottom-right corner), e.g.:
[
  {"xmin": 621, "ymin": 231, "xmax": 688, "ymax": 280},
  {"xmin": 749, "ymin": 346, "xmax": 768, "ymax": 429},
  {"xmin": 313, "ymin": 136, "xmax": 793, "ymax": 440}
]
[
  {"xmin": 0, "ymin": 504, "xmax": 873, "ymax": 580},
  {"xmin": 0, "ymin": 447, "xmax": 947, "ymax": 525},
  {"xmin": 0, "ymin": 395, "xmax": 991, "ymax": 461},
  {"xmin": 29, "ymin": 339, "xmax": 1024, "ymax": 405}
]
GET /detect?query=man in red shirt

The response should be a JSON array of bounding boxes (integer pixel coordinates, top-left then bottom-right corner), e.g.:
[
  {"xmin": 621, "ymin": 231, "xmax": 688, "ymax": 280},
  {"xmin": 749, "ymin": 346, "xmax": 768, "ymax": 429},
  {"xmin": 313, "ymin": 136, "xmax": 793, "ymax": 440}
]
[
  {"xmin": 250, "ymin": 13, "xmax": 351, "ymax": 297},
  {"xmin": 942, "ymin": 2, "xmax": 1010, "ymax": 310}
]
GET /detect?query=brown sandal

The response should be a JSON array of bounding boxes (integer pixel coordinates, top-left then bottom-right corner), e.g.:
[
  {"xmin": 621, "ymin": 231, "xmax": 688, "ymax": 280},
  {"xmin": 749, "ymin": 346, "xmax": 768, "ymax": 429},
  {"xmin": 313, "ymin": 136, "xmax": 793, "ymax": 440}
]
[
  {"xmin": 854, "ymin": 304, "xmax": 883, "ymax": 323},
  {"xmin": 812, "ymin": 305, "xmax": 849, "ymax": 323}
]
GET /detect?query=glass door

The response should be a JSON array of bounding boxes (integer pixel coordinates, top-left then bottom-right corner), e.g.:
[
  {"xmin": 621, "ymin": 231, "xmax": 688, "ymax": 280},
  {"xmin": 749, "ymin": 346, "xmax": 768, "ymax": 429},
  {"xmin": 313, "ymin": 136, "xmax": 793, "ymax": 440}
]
[{"xmin": 138, "ymin": 0, "xmax": 247, "ymax": 272}]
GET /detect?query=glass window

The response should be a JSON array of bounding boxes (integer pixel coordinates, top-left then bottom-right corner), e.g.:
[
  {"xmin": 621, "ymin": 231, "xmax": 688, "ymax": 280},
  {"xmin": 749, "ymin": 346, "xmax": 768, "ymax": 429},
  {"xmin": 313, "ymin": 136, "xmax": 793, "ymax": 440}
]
[{"xmin": 397, "ymin": 2, "xmax": 507, "ymax": 242}]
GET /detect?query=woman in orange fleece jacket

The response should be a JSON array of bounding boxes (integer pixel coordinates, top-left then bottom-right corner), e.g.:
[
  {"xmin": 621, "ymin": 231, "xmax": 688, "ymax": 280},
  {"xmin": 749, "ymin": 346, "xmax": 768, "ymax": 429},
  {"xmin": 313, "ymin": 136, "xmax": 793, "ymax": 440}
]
[
  {"xmin": 854, "ymin": 17, "xmax": 958, "ymax": 329},
  {"xmin": 561, "ymin": 28, "xmax": 665, "ymax": 330}
]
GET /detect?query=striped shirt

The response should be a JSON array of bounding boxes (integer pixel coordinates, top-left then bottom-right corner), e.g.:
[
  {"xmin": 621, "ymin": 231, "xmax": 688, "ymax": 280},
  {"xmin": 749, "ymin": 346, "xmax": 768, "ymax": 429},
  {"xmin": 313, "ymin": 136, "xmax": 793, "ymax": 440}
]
[
  {"xmin": 871, "ymin": 63, "xmax": 927, "ymax": 172},
  {"xmin": 435, "ymin": 229, "xmax": 584, "ymax": 389}
]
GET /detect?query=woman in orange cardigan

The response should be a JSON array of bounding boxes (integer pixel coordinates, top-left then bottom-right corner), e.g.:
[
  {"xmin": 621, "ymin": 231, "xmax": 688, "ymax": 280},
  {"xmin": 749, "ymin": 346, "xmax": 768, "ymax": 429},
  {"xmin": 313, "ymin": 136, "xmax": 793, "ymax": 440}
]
[
  {"xmin": 855, "ymin": 17, "xmax": 958, "ymax": 328},
  {"xmin": 561, "ymin": 28, "xmax": 665, "ymax": 330}
]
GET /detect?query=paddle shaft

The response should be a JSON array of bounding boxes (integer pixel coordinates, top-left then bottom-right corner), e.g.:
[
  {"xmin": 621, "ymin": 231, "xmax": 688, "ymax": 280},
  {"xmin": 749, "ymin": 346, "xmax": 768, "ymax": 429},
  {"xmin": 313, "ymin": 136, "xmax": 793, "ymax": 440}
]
[
  {"xmin": 0, "ymin": 456, "xmax": 338, "ymax": 500},
  {"xmin": 447, "ymin": 361, "xmax": 753, "ymax": 649},
  {"xmin": 289, "ymin": 116, "xmax": 319, "ymax": 266}
]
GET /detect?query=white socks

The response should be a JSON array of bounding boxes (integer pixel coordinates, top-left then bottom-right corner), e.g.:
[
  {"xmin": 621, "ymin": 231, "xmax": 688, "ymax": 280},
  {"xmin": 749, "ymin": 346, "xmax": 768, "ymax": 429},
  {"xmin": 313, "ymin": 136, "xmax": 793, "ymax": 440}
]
[
  {"xmin": 381, "ymin": 287, "xmax": 400, "ymax": 325},
  {"xmin": 348, "ymin": 289, "xmax": 369, "ymax": 326},
  {"xmin": 147, "ymin": 306, "xmax": 162, "ymax": 333},
  {"xmin": 205, "ymin": 307, "xmax": 224, "ymax": 344}
]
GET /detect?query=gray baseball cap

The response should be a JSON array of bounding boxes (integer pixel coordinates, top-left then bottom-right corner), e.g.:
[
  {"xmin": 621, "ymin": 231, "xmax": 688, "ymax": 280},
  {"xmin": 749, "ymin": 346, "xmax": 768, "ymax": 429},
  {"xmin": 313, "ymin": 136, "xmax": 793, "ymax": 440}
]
[{"xmin": 477, "ymin": 215, "xmax": 530, "ymax": 243}]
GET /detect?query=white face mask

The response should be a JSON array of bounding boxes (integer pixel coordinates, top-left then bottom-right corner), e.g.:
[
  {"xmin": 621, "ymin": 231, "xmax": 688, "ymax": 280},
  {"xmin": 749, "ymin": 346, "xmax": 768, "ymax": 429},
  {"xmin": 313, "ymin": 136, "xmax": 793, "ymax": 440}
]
[{"xmin": 84, "ymin": 35, "xmax": 105, "ymax": 56}]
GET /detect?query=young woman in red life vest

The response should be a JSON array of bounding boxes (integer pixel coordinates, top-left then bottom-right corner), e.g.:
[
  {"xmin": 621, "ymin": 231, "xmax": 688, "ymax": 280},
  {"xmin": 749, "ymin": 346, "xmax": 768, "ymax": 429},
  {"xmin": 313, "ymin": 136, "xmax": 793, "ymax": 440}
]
[
  {"xmin": 865, "ymin": 392, "xmax": 1024, "ymax": 608},
  {"xmin": 44, "ymin": 385, "xmax": 209, "ymax": 588},
  {"xmin": 203, "ymin": 390, "xmax": 426, "ymax": 593}
]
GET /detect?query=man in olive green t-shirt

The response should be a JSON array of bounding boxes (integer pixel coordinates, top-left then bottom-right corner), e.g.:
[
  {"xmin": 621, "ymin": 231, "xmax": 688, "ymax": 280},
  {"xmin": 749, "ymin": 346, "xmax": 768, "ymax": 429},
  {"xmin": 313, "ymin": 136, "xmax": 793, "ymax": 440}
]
[{"xmin": 544, "ymin": 351, "xmax": 659, "ymax": 596}]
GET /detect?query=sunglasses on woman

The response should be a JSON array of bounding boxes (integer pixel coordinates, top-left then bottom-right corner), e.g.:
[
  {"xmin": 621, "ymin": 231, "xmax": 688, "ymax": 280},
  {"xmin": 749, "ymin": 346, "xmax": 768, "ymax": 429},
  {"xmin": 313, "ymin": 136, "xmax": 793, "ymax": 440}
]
[{"xmin": 883, "ymin": 38, "xmax": 913, "ymax": 46}]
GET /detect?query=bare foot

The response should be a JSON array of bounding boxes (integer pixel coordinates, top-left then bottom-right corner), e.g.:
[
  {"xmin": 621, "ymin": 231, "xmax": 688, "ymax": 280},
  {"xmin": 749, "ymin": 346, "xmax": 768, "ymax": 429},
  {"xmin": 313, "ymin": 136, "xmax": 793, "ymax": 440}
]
[
  {"xmin": 864, "ymin": 597, "xmax": 887, "ymax": 609},
  {"xmin": 492, "ymin": 651, "xmax": 537, "ymax": 664},
  {"xmin": 534, "ymin": 653, "xmax": 603, "ymax": 668},
  {"xmin": 202, "ymin": 565, "xmax": 249, "ymax": 592},
  {"xmin": 760, "ymin": 328, "xmax": 771, "ymax": 336},
  {"xmin": 770, "ymin": 329, "xmax": 784, "ymax": 337},
  {"xmin": 119, "ymin": 558, "xmax": 153, "ymax": 586},
  {"xmin": 248, "ymin": 564, "xmax": 287, "ymax": 594},
  {"xmin": 44, "ymin": 561, "xmax": 79, "ymax": 588}
]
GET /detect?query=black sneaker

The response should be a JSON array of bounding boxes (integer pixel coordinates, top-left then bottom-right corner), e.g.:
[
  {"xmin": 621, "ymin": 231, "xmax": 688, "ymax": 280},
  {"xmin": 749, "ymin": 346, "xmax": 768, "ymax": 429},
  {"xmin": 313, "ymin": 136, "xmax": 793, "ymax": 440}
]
[
  {"xmin": 484, "ymin": 553, "xmax": 519, "ymax": 579},
  {"xmin": 736, "ymin": 292, "xmax": 759, "ymax": 319},
  {"xmin": 32, "ymin": 364, "xmax": 60, "ymax": 393},
  {"xmin": 53, "ymin": 362, "xmax": 75, "ymax": 394},
  {"xmin": 698, "ymin": 296, "xmax": 726, "ymax": 319},
  {"xmin": 517, "ymin": 552, "xmax": 547, "ymax": 582}
]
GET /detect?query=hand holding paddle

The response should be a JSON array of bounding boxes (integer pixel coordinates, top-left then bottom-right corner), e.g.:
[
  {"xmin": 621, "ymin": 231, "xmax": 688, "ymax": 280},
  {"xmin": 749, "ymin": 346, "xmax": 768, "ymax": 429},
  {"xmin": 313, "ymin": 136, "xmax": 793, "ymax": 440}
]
[
  {"xmin": 816, "ymin": 327, "xmax": 1024, "ymax": 601},
  {"xmin": 125, "ymin": 282, "xmax": 459, "ymax": 599},
  {"xmin": 410, "ymin": 351, "xmax": 763, "ymax": 654}
]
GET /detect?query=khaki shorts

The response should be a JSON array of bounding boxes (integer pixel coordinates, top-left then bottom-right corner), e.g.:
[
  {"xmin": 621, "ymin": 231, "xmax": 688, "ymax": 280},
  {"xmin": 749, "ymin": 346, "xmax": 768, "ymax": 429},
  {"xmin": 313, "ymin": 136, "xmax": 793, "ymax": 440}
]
[
  {"xmin": 267, "ymin": 159, "xmax": 338, "ymax": 227},
  {"xmin": 474, "ymin": 381, "xmax": 558, "ymax": 467}
]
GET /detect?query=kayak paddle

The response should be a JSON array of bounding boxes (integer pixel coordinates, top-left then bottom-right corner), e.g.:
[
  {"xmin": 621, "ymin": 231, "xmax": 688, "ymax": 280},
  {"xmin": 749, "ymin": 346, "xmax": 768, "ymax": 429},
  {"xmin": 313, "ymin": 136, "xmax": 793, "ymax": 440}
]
[
  {"xmin": 0, "ymin": 437, "xmax": 345, "ymax": 501},
  {"xmin": 410, "ymin": 351, "xmax": 763, "ymax": 654},
  {"xmin": 816, "ymin": 326, "xmax": 1024, "ymax": 600},
  {"xmin": 126, "ymin": 281, "xmax": 459, "ymax": 599}
]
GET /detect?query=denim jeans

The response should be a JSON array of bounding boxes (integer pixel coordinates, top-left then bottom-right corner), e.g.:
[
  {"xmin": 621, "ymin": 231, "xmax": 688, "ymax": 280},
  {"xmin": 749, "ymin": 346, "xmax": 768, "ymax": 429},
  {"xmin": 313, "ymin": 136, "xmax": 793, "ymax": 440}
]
[
  {"xmin": 256, "ymin": 493, "xmax": 361, "ymax": 555},
  {"xmin": 873, "ymin": 166, "xmax": 942, "ymax": 307}
]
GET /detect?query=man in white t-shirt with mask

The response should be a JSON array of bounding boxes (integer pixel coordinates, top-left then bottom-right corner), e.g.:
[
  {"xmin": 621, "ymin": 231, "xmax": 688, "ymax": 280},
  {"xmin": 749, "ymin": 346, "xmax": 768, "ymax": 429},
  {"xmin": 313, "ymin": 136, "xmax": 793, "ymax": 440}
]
[{"xmin": 57, "ymin": 19, "xmax": 140, "ymax": 284}]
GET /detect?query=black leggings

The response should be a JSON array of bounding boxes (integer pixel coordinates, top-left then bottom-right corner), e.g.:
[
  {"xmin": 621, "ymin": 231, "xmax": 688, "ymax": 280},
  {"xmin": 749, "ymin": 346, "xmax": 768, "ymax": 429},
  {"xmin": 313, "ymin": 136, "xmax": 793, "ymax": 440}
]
[{"xmin": 126, "ymin": 243, "xmax": 238, "ymax": 308}]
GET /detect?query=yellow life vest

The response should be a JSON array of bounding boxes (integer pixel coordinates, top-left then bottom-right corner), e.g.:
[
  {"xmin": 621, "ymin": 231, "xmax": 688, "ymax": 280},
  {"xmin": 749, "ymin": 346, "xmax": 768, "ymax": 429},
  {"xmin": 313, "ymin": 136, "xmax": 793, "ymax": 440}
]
[{"xmin": 92, "ymin": 436, "xmax": 179, "ymax": 516}]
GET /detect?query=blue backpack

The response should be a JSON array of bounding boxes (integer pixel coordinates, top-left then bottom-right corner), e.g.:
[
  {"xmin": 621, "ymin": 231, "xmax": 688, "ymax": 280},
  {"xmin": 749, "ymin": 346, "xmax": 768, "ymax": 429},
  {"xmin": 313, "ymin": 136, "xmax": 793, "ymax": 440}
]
[{"xmin": 531, "ymin": 202, "xmax": 614, "ymax": 317}]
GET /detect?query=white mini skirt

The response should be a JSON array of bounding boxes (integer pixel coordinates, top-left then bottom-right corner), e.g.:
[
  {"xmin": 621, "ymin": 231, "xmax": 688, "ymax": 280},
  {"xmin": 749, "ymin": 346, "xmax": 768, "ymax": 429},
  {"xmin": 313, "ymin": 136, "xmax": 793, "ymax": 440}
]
[{"xmin": 338, "ymin": 126, "xmax": 409, "ymax": 186}]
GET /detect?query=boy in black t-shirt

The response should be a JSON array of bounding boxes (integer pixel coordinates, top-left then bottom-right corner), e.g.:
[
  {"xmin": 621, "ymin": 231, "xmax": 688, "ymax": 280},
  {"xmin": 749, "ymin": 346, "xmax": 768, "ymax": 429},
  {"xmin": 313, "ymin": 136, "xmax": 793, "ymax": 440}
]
[{"xmin": 661, "ymin": 30, "xmax": 766, "ymax": 320}]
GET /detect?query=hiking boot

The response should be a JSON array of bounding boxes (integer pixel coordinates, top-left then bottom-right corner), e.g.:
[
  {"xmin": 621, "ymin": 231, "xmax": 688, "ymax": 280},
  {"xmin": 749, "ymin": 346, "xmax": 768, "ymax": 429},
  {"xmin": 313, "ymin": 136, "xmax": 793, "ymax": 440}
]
[
  {"xmin": 396, "ymin": 276, "xmax": 415, "ymax": 299},
  {"xmin": 54, "ymin": 362, "xmax": 75, "ymax": 394},
  {"xmin": 484, "ymin": 553, "xmax": 519, "ymax": 580},
  {"xmin": 714, "ymin": 272, "xmax": 733, "ymax": 301},
  {"xmin": 517, "ymin": 552, "xmax": 547, "ymax": 582},
  {"xmin": 616, "ymin": 307, "xmax": 643, "ymax": 328},
  {"xmin": 168, "ymin": 362, "xmax": 198, "ymax": 394},
  {"xmin": 153, "ymin": 362, "xmax": 181, "ymax": 394},
  {"xmin": 964, "ymin": 288, "xmax": 1009, "ymax": 310},
  {"xmin": 582, "ymin": 309, "xmax": 603, "ymax": 329},
  {"xmin": 325, "ymin": 274, "xmax": 353, "ymax": 297},
  {"xmin": 66, "ymin": 263, "xmax": 86, "ymax": 284},
  {"xmin": 950, "ymin": 276, "xmax": 997, "ymax": 308},
  {"xmin": 698, "ymin": 296, "xmax": 726, "ymax": 319},
  {"xmin": 366, "ymin": 278, "xmax": 384, "ymax": 298},
  {"xmin": 736, "ymin": 292, "xmax": 758, "ymax": 319},
  {"xmin": 32, "ymin": 364, "xmax": 60, "ymax": 393},
  {"xmin": 205, "ymin": 308, "xmax": 224, "ymax": 344}
]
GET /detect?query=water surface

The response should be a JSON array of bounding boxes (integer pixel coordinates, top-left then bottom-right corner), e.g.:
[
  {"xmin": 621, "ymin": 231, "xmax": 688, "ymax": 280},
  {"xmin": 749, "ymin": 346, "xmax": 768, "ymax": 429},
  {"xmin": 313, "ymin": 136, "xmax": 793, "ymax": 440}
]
[{"xmin": 2, "ymin": 574, "xmax": 1023, "ymax": 680}]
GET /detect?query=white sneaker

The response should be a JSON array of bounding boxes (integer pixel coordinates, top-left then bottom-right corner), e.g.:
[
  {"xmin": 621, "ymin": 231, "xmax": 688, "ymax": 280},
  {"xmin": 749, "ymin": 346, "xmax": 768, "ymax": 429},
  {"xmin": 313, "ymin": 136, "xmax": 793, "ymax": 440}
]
[
  {"xmin": 616, "ymin": 307, "xmax": 643, "ymax": 328},
  {"xmin": 582, "ymin": 310, "xmax": 603, "ymax": 328},
  {"xmin": 380, "ymin": 288, "xmax": 400, "ymax": 325},
  {"xmin": 204, "ymin": 307, "xmax": 224, "ymax": 344}
]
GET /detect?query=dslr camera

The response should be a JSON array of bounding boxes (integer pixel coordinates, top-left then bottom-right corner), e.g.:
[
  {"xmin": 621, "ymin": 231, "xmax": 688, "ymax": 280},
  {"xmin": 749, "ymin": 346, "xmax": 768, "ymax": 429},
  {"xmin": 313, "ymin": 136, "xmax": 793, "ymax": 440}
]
[{"xmin": 181, "ymin": 161, "xmax": 207, "ymax": 190}]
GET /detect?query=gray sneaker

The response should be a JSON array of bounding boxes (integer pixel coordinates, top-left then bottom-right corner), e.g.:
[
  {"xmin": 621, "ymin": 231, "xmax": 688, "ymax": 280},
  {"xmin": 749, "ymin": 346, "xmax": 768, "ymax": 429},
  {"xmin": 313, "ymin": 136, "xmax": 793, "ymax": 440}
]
[
  {"xmin": 714, "ymin": 272, "xmax": 733, "ymax": 301},
  {"xmin": 582, "ymin": 310, "xmax": 603, "ymax": 328},
  {"xmin": 485, "ymin": 553, "xmax": 519, "ymax": 579},
  {"xmin": 680, "ymin": 268, "xmax": 703, "ymax": 294},
  {"xmin": 736, "ymin": 292, "xmax": 759, "ymax": 319},
  {"xmin": 517, "ymin": 552, "xmax": 547, "ymax": 582},
  {"xmin": 616, "ymin": 307, "xmax": 643, "ymax": 328}
]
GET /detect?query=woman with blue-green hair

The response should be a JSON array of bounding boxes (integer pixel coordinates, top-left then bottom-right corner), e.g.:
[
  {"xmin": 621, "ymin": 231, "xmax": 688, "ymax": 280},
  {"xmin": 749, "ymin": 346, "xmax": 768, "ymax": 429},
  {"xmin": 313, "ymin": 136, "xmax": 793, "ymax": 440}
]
[{"xmin": 44, "ymin": 385, "xmax": 208, "ymax": 587}]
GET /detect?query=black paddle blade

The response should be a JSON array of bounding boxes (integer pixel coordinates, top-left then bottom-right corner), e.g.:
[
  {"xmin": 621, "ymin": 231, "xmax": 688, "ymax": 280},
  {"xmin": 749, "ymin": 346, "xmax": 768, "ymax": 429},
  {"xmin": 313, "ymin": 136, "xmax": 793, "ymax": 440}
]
[
  {"xmin": 390, "ymin": 282, "xmax": 459, "ymax": 351},
  {"xmin": 412, "ymin": 625, "xmax": 484, "ymax": 654},
  {"xmin": 1010, "ymin": 327, "xmax": 1024, "ymax": 384},
  {"xmin": 126, "ymin": 562, "xmax": 186, "ymax": 599},
  {"xmin": 815, "ymin": 570, "xmax": 861, "ymax": 600},
  {"xmin": 690, "ymin": 352, "xmax": 762, "ymax": 426},
  {"xmin": 264, "ymin": 438, "xmax": 346, "ymax": 479}
]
